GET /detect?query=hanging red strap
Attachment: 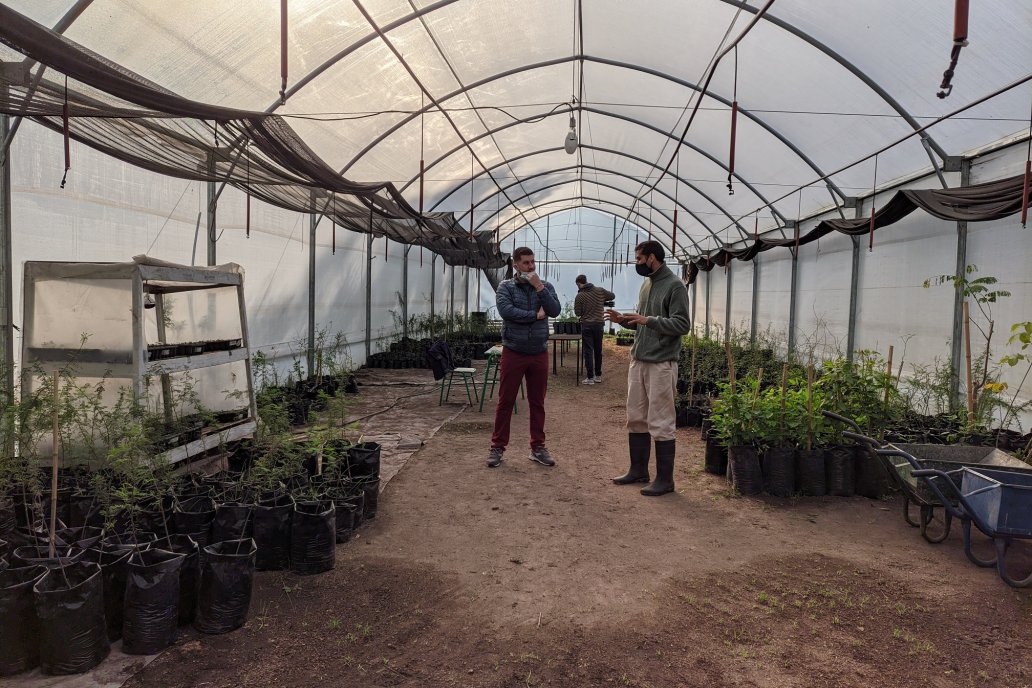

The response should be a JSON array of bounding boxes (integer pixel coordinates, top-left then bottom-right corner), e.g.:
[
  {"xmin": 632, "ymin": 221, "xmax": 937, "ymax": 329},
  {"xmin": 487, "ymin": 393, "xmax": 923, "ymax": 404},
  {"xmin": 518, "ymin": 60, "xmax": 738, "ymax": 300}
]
[
  {"xmin": 1021, "ymin": 160, "xmax": 1030, "ymax": 228},
  {"xmin": 937, "ymin": 0, "xmax": 969, "ymax": 98},
  {"xmin": 279, "ymin": 0, "xmax": 288, "ymax": 104},
  {"xmin": 60, "ymin": 76, "xmax": 70, "ymax": 188}
]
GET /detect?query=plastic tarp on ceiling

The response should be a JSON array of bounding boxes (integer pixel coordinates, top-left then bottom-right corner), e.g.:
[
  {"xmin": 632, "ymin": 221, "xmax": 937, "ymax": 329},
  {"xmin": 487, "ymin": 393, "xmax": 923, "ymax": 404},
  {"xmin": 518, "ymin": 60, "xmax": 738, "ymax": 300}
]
[{"xmin": 1, "ymin": 0, "xmax": 1030, "ymax": 267}]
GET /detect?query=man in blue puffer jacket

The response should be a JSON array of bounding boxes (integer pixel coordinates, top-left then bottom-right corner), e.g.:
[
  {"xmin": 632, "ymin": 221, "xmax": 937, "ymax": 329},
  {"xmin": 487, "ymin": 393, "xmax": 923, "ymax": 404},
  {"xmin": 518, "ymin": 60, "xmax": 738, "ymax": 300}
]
[{"xmin": 487, "ymin": 246, "xmax": 562, "ymax": 469}]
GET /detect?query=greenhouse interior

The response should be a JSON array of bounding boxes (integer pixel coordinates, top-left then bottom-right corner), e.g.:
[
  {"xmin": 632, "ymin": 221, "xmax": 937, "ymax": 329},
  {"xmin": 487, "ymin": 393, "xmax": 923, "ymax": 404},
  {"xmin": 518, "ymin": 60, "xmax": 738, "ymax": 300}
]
[{"xmin": 0, "ymin": 1, "xmax": 1031, "ymax": 686}]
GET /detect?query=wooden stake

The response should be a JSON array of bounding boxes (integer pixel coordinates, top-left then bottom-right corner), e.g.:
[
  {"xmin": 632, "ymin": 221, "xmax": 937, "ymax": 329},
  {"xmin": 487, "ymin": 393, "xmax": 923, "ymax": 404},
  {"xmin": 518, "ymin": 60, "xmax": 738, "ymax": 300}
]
[
  {"xmin": 884, "ymin": 345, "xmax": 894, "ymax": 408},
  {"xmin": 754, "ymin": 368, "xmax": 764, "ymax": 400},
  {"xmin": 689, "ymin": 334, "xmax": 697, "ymax": 402},
  {"xmin": 780, "ymin": 363, "xmax": 788, "ymax": 441},
  {"xmin": 725, "ymin": 341, "xmax": 736, "ymax": 395},
  {"xmin": 49, "ymin": 370, "xmax": 60, "ymax": 559},
  {"xmin": 963, "ymin": 301, "xmax": 975, "ymax": 425}
]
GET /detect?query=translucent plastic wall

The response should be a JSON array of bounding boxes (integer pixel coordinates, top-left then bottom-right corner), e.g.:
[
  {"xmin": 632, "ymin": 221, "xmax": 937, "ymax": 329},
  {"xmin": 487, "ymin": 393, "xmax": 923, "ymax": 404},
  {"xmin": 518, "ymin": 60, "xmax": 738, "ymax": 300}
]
[
  {"xmin": 9, "ymin": 120, "xmax": 466, "ymax": 381},
  {"xmin": 700, "ymin": 140, "xmax": 1032, "ymax": 428}
]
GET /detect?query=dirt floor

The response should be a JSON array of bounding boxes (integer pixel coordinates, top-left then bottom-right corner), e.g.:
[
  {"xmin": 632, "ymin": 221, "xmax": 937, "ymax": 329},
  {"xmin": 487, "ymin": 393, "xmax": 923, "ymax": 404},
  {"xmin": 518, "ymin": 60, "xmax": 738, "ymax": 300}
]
[{"xmin": 122, "ymin": 342, "xmax": 1032, "ymax": 688}]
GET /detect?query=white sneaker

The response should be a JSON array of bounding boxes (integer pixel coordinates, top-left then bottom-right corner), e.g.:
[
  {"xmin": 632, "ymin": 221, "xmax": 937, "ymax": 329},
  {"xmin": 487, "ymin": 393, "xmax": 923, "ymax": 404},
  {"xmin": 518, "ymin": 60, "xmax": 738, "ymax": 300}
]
[
  {"xmin": 581, "ymin": 377, "xmax": 595, "ymax": 385},
  {"xmin": 594, "ymin": 375, "xmax": 602, "ymax": 383}
]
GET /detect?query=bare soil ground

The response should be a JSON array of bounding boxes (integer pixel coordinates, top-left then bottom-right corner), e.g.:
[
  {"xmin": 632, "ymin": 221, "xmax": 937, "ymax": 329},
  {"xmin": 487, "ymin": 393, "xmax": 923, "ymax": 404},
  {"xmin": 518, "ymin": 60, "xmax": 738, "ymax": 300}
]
[{"xmin": 125, "ymin": 342, "xmax": 1032, "ymax": 688}]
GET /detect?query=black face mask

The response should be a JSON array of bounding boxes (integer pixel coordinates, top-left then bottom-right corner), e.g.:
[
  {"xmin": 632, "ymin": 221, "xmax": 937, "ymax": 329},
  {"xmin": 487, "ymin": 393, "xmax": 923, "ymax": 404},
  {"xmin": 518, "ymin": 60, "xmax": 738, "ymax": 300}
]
[{"xmin": 635, "ymin": 262, "xmax": 652, "ymax": 277}]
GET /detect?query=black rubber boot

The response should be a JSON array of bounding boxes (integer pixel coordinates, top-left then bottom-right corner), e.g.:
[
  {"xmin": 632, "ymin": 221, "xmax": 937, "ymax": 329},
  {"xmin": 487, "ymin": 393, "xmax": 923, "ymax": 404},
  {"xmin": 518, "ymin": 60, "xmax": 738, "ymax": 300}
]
[
  {"xmin": 641, "ymin": 440, "xmax": 676, "ymax": 496},
  {"xmin": 613, "ymin": 433, "xmax": 651, "ymax": 484}
]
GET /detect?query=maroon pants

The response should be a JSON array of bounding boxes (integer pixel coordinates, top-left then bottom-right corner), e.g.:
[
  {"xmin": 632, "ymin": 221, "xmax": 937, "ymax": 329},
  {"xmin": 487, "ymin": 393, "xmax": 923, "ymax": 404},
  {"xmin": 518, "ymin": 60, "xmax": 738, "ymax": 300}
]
[{"xmin": 490, "ymin": 348, "xmax": 550, "ymax": 450}]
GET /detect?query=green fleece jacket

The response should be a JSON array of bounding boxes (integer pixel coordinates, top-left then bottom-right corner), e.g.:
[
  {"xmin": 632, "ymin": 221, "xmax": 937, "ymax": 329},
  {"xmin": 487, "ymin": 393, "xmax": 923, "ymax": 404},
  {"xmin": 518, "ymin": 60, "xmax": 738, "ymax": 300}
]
[{"xmin": 625, "ymin": 264, "xmax": 691, "ymax": 362}]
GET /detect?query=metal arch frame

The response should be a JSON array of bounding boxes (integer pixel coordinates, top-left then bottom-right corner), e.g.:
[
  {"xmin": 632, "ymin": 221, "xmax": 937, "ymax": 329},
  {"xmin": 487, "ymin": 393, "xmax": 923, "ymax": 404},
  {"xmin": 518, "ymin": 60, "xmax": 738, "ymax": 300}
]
[
  {"xmin": 472, "ymin": 177, "xmax": 703, "ymax": 255},
  {"xmin": 464, "ymin": 163, "xmax": 719, "ymax": 247},
  {"xmin": 405, "ymin": 108, "xmax": 790, "ymax": 226},
  {"xmin": 343, "ymin": 54, "xmax": 847, "ymax": 201},
  {"xmin": 418, "ymin": 137, "xmax": 780, "ymax": 225},
  {"xmin": 503, "ymin": 199, "xmax": 691, "ymax": 256},
  {"xmin": 432, "ymin": 145, "xmax": 758, "ymax": 240},
  {"xmin": 270, "ymin": 0, "xmax": 946, "ymax": 171}
]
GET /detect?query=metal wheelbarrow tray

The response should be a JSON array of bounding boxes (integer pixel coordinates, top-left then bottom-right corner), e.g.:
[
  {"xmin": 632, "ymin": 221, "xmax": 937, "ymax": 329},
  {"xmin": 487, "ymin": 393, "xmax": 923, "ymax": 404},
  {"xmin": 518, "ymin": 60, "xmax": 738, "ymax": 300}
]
[{"xmin": 912, "ymin": 465, "xmax": 1032, "ymax": 588}]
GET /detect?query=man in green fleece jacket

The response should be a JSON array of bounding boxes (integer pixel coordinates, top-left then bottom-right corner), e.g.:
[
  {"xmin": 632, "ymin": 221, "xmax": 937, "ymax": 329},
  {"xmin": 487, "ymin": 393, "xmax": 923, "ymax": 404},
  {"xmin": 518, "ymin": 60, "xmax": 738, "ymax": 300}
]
[{"xmin": 604, "ymin": 240, "xmax": 691, "ymax": 496}]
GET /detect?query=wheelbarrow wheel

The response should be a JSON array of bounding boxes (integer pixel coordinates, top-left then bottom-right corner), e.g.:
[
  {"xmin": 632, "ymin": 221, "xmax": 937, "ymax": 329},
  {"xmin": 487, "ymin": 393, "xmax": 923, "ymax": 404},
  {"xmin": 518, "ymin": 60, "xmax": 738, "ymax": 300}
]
[
  {"xmin": 994, "ymin": 538, "xmax": 1032, "ymax": 588},
  {"xmin": 918, "ymin": 506, "xmax": 952, "ymax": 544},
  {"xmin": 902, "ymin": 496, "xmax": 922, "ymax": 528},
  {"xmin": 962, "ymin": 519, "xmax": 997, "ymax": 568}
]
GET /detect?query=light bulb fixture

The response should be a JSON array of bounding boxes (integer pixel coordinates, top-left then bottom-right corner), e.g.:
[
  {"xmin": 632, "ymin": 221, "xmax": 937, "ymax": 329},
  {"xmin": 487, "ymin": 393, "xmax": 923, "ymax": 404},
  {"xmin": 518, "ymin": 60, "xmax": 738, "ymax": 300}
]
[
  {"xmin": 563, "ymin": 112, "xmax": 578, "ymax": 154},
  {"xmin": 143, "ymin": 293, "xmax": 156, "ymax": 309}
]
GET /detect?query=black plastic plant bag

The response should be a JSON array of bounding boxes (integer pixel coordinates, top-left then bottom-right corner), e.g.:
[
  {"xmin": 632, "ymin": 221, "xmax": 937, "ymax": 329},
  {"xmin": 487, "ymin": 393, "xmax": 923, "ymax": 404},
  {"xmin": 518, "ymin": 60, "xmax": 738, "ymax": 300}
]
[
  {"xmin": 347, "ymin": 442, "xmax": 381, "ymax": 478},
  {"xmin": 357, "ymin": 479, "xmax": 380, "ymax": 520},
  {"xmin": 254, "ymin": 495, "xmax": 292, "ymax": 571},
  {"xmin": 826, "ymin": 445, "xmax": 856, "ymax": 497},
  {"xmin": 290, "ymin": 501, "xmax": 335, "ymax": 576},
  {"xmin": 67, "ymin": 491, "xmax": 103, "ymax": 528},
  {"xmin": 122, "ymin": 548, "xmax": 185, "ymax": 655},
  {"xmin": 212, "ymin": 502, "xmax": 254, "ymax": 543},
  {"xmin": 153, "ymin": 535, "xmax": 200, "ymax": 626},
  {"xmin": 82, "ymin": 547, "xmax": 133, "ymax": 641},
  {"xmin": 13, "ymin": 545, "xmax": 85, "ymax": 569},
  {"xmin": 796, "ymin": 449, "xmax": 827, "ymax": 496},
  {"xmin": 0, "ymin": 565, "xmax": 47, "ymax": 675},
  {"xmin": 172, "ymin": 496, "xmax": 215, "ymax": 538},
  {"xmin": 0, "ymin": 495, "xmax": 15, "ymax": 535},
  {"xmin": 323, "ymin": 491, "xmax": 357, "ymax": 544},
  {"xmin": 101, "ymin": 531, "xmax": 157, "ymax": 550},
  {"xmin": 763, "ymin": 448, "xmax": 797, "ymax": 498},
  {"xmin": 194, "ymin": 538, "xmax": 257, "ymax": 634},
  {"xmin": 33, "ymin": 561, "xmax": 110, "ymax": 675},
  {"xmin": 57, "ymin": 526, "xmax": 105, "ymax": 549}
]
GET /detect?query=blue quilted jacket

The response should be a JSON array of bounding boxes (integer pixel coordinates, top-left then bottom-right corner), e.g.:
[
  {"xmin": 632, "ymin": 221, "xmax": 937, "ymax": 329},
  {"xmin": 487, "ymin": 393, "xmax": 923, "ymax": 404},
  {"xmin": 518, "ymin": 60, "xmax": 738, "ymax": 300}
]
[{"xmin": 496, "ymin": 278, "xmax": 561, "ymax": 354}]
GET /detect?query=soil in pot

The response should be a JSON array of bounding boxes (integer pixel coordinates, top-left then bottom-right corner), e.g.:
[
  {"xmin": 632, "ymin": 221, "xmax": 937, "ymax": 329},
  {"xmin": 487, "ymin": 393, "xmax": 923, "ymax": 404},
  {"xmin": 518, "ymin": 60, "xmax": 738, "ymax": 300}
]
[
  {"xmin": 289, "ymin": 501, "xmax": 335, "ymax": 576},
  {"xmin": 763, "ymin": 447, "xmax": 797, "ymax": 498},
  {"xmin": 33, "ymin": 561, "xmax": 110, "ymax": 675},
  {"xmin": 254, "ymin": 494, "xmax": 293, "ymax": 571},
  {"xmin": 796, "ymin": 449, "xmax": 827, "ymax": 496},
  {"xmin": 0, "ymin": 565, "xmax": 47, "ymax": 676},
  {"xmin": 122, "ymin": 548, "xmax": 186, "ymax": 655},
  {"xmin": 194, "ymin": 538, "xmax": 257, "ymax": 635}
]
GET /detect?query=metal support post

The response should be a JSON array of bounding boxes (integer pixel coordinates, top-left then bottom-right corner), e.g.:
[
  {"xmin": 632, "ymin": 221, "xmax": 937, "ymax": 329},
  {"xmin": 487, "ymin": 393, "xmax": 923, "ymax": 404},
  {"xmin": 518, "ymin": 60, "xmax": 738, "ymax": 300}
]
[
  {"xmin": 463, "ymin": 266, "xmax": 469, "ymax": 316},
  {"xmin": 402, "ymin": 245, "xmax": 410, "ymax": 338},
  {"xmin": 950, "ymin": 160, "xmax": 971, "ymax": 408},
  {"xmin": 206, "ymin": 154, "xmax": 217, "ymax": 266},
  {"xmin": 846, "ymin": 233, "xmax": 861, "ymax": 363},
  {"xmin": 704, "ymin": 268, "xmax": 711, "ymax": 339},
  {"xmin": 430, "ymin": 253, "xmax": 436, "ymax": 330},
  {"xmin": 449, "ymin": 265, "xmax": 455, "ymax": 323},
  {"xmin": 1, "ymin": 100, "xmax": 15, "ymax": 423},
  {"xmin": 788, "ymin": 224, "xmax": 799, "ymax": 355},
  {"xmin": 724, "ymin": 261, "xmax": 733, "ymax": 342},
  {"xmin": 307, "ymin": 199, "xmax": 317, "ymax": 376},
  {"xmin": 750, "ymin": 256, "xmax": 760, "ymax": 344},
  {"xmin": 365, "ymin": 232, "xmax": 373, "ymax": 362}
]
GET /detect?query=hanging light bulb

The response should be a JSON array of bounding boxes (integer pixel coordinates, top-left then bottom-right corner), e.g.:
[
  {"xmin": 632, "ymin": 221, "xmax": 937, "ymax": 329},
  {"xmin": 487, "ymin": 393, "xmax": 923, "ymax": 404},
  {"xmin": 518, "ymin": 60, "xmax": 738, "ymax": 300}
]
[{"xmin": 564, "ymin": 112, "xmax": 578, "ymax": 154}]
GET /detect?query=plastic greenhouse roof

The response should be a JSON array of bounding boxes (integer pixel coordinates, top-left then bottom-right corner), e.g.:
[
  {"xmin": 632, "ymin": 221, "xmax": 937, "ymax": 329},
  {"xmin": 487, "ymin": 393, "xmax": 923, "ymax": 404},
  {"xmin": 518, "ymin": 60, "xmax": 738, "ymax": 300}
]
[{"xmin": 2, "ymin": 0, "xmax": 1031, "ymax": 261}]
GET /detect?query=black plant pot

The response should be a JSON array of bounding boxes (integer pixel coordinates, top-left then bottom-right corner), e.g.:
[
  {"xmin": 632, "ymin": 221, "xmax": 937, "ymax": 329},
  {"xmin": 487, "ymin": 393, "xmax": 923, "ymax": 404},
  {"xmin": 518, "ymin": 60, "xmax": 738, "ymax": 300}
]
[
  {"xmin": 763, "ymin": 447, "xmax": 796, "ymax": 497},
  {"xmin": 853, "ymin": 445, "xmax": 890, "ymax": 499},
  {"xmin": 289, "ymin": 501, "xmax": 335, "ymax": 576},
  {"xmin": 825, "ymin": 445, "xmax": 856, "ymax": 497},
  {"xmin": 33, "ymin": 561, "xmax": 110, "ymax": 675},
  {"xmin": 0, "ymin": 565, "xmax": 47, "ymax": 676},
  {"xmin": 796, "ymin": 449, "xmax": 827, "ymax": 496},
  {"xmin": 194, "ymin": 539, "xmax": 257, "ymax": 635},
  {"xmin": 703, "ymin": 438, "xmax": 727, "ymax": 475},
  {"xmin": 254, "ymin": 495, "xmax": 293, "ymax": 572},
  {"xmin": 728, "ymin": 446, "xmax": 763, "ymax": 495},
  {"xmin": 81, "ymin": 548, "xmax": 133, "ymax": 641}
]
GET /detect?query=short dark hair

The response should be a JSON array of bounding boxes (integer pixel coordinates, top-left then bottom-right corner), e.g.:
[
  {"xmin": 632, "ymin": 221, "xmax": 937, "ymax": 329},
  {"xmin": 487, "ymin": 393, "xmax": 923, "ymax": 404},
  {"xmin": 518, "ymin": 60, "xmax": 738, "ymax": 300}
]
[
  {"xmin": 512, "ymin": 246, "xmax": 534, "ymax": 262},
  {"xmin": 575, "ymin": 274, "xmax": 587, "ymax": 284},
  {"xmin": 635, "ymin": 240, "xmax": 665, "ymax": 264}
]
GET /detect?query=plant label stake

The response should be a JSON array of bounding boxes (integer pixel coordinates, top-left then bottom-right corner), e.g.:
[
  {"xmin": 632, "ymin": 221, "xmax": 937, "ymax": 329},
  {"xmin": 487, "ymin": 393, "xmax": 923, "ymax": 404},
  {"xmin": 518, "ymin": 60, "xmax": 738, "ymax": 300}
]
[{"xmin": 963, "ymin": 301, "xmax": 975, "ymax": 425}]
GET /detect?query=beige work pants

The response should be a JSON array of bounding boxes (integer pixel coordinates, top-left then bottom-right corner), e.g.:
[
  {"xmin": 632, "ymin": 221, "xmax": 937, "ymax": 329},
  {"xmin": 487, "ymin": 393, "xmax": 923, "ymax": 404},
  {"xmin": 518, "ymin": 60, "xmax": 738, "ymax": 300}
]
[{"xmin": 625, "ymin": 358, "xmax": 678, "ymax": 441}]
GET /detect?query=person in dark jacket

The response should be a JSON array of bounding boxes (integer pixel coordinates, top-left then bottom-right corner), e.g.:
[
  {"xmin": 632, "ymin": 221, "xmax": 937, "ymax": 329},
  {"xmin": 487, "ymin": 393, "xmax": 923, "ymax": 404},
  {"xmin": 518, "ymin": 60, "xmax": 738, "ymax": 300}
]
[
  {"xmin": 487, "ymin": 247, "xmax": 562, "ymax": 469},
  {"xmin": 605, "ymin": 240, "xmax": 691, "ymax": 496},
  {"xmin": 574, "ymin": 275, "xmax": 615, "ymax": 385}
]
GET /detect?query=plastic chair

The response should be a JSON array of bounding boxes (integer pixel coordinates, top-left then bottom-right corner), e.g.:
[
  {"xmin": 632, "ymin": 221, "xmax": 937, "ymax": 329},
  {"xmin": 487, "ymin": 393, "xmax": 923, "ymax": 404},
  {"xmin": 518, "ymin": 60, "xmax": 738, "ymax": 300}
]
[
  {"xmin": 479, "ymin": 345, "xmax": 524, "ymax": 413},
  {"xmin": 434, "ymin": 341, "xmax": 478, "ymax": 406}
]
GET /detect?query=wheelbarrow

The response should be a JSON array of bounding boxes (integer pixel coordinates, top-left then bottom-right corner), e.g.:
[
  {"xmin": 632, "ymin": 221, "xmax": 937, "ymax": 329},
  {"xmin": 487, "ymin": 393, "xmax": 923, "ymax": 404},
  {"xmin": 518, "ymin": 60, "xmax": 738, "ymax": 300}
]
[
  {"xmin": 822, "ymin": 411, "xmax": 1031, "ymax": 544},
  {"xmin": 910, "ymin": 464, "xmax": 1032, "ymax": 588}
]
